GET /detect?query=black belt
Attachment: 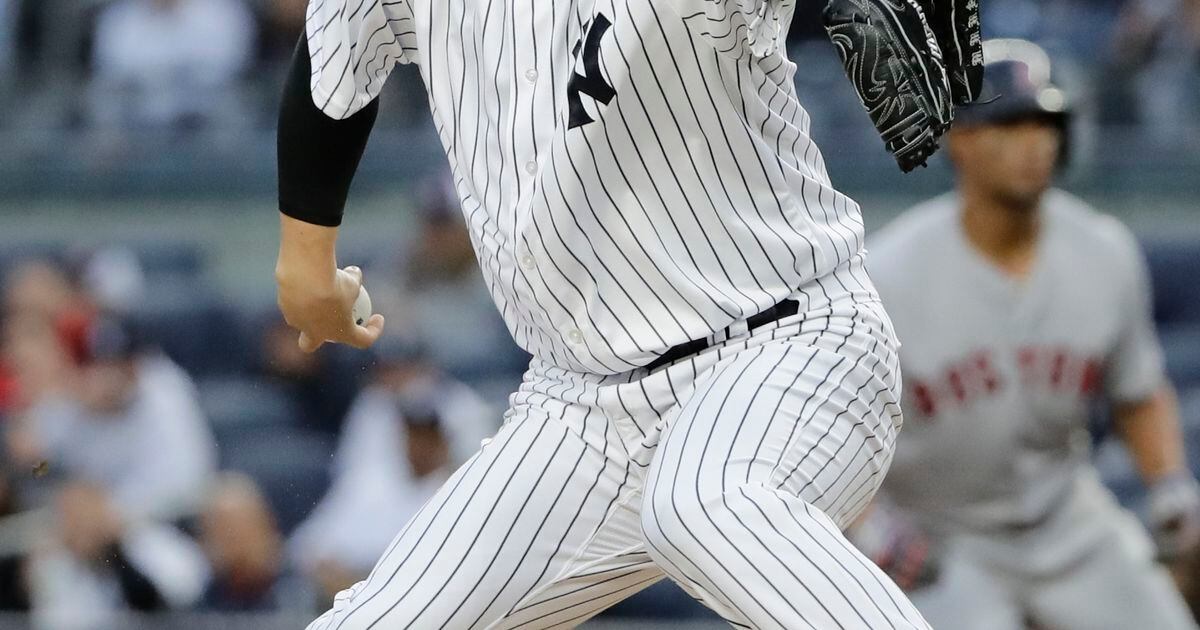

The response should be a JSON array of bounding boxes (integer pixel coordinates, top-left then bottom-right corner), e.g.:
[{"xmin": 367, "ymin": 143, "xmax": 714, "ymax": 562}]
[{"xmin": 645, "ymin": 298, "xmax": 800, "ymax": 372}]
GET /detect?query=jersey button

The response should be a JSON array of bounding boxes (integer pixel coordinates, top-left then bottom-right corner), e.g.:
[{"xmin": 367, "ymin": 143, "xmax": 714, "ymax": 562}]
[
  {"xmin": 524, "ymin": 69, "xmax": 538, "ymax": 83},
  {"xmin": 524, "ymin": 160, "xmax": 537, "ymax": 175},
  {"xmin": 567, "ymin": 329, "xmax": 584, "ymax": 345},
  {"xmin": 520, "ymin": 255, "xmax": 536, "ymax": 270}
]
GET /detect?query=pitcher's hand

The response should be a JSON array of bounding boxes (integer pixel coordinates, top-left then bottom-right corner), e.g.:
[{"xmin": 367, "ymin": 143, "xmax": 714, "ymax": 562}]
[{"xmin": 275, "ymin": 213, "xmax": 384, "ymax": 352}]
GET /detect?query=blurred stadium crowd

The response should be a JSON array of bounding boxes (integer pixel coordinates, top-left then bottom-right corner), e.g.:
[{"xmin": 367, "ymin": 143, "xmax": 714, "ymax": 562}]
[
  {"xmin": 0, "ymin": 0, "xmax": 1195, "ymax": 629},
  {"xmin": 0, "ymin": 183, "xmax": 539, "ymax": 629},
  {"xmin": 0, "ymin": 0, "xmax": 1197, "ymax": 177},
  {"xmin": 0, "ymin": 0, "xmax": 1196, "ymax": 135}
]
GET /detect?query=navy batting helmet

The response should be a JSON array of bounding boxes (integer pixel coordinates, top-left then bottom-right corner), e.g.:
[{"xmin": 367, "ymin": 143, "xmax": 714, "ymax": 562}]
[
  {"xmin": 954, "ymin": 39, "xmax": 1072, "ymax": 165},
  {"xmin": 956, "ymin": 39, "xmax": 1070, "ymax": 128}
]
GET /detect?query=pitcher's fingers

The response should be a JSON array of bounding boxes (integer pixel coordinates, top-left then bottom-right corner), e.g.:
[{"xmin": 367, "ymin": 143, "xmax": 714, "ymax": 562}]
[
  {"xmin": 346, "ymin": 314, "xmax": 385, "ymax": 349},
  {"xmin": 298, "ymin": 331, "xmax": 325, "ymax": 353},
  {"xmin": 343, "ymin": 265, "xmax": 363, "ymax": 286}
]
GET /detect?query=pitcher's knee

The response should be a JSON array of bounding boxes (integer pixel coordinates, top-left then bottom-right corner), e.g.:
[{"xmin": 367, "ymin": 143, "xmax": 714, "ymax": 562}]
[{"xmin": 639, "ymin": 475, "xmax": 742, "ymax": 560}]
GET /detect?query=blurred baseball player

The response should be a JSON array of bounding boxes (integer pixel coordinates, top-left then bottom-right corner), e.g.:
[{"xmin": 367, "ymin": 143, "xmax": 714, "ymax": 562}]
[
  {"xmin": 856, "ymin": 39, "xmax": 1200, "ymax": 630},
  {"xmin": 273, "ymin": 0, "xmax": 984, "ymax": 627}
]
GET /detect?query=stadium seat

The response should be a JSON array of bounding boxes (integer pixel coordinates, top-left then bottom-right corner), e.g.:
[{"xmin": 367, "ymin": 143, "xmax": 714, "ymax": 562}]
[
  {"xmin": 0, "ymin": 242, "xmax": 63, "ymax": 271},
  {"xmin": 131, "ymin": 285, "xmax": 250, "ymax": 376},
  {"xmin": 122, "ymin": 239, "xmax": 206, "ymax": 283},
  {"xmin": 198, "ymin": 377, "xmax": 300, "ymax": 440},
  {"xmin": 218, "ymin": 428, "xmax": 335, "ymax": 536},
  {"xmin": 1182, "ymin": 388, "xmax": 1200, "ymax": 469},
  {"xmin": 1142, "ymin": 236, "xmax": 1200, "ymax": 326},
  {"xmin": 1162, "ymin": 326, "xmax": 1200, "ymax": 391}
]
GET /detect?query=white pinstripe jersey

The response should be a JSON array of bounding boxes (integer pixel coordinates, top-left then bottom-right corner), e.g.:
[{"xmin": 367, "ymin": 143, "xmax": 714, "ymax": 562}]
[{"xmin": 307, "ymin": 0, "xmax": 870, "ymax": 375}]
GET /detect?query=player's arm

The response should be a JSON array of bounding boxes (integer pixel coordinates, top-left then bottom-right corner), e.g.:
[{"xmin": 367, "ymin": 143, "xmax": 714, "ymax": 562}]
[
  {"xmin": 275, "ymin": 36, "xmax": 384, "ymax": 352},
  {"xmin": 1113, "ymin": 385, "xmax": 1187, "ymax": 484},
  {"xmin": 1106, "ymin": 226, "xmax": 1200, "ymax": 558},
  {"xmin": 1113, "ymin": 385, "xmax": 1200, "ymax": 559}
]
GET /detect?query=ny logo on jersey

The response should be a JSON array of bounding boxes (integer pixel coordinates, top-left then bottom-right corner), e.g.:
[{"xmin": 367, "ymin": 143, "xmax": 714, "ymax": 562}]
[{"xmin": 567, "ymin": 14, "xmax": 616, "ymax": 129}]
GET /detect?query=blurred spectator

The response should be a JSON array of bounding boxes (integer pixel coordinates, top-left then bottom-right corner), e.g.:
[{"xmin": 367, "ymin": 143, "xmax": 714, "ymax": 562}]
[
  {"xmin": 377, "ymin": 175, "xmax": 528, "ymax": 381},
  {"xmin": 2, "ymin": 258, "xmax": 93, "ymax": 325},
  {"xmin": 288, "ymin": 335, "xmax": 496, "ymax": 601},
  {"xmin": 88, "ymin": 0, "xmax": 255, "ymax": 130},
  {"xmin": 1110, "ymin": 0, "xmax": 1200, "ymax": 142},
  {"xmin": 258, "ymin": 315, "xmax": 359, "ymax": 436},
  {"xmin": 0, "ymin": 259, "xmax": 94, "ymax": 417},
  {"xmin": 199, "ymin": 472, "xmax": 311, "ymax": 613},
  {"xmin": 0, "ymin": 348, "xmax": 15, "ymax": 416},
  {"xmin": 26, "ymin": 480, "xmax": 209, "ymax": 630},
  {"xmin": 1, "ymin": 259, "xmax": 96, "ymax": 386},
  {"xmin": 0, "ymin": 314, "xmax": 74, "ymax": 424},
  {"xmin": 6, "ymin": 315, "xmax": 216, "ymax": 521},
  {"xmin": 79, "ymin": 246, "xmax": 146, "ymax": 315}
]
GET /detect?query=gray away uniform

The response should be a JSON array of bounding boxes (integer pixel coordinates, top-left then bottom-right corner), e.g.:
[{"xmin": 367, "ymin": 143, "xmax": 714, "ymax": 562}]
[{"xmin": 868, "ymin": 190, "xmax": 1195, "ymax": 630}]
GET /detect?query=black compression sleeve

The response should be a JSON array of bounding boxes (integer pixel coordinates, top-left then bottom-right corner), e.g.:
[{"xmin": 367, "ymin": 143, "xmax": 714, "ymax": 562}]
[{"xmin": 277, "ymin": 36, "xmax": 380, "ymax": 227}]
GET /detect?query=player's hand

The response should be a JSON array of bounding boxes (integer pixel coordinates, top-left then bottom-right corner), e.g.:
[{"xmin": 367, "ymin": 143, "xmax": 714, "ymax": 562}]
[
  {"xmin": 275, "ymin": 213, "xmax": 385, "ymax": 352},
  {"xmin": 1149, "ymin": 473, "xmax": 1200, "ymax": 561},
  {"xmin": 846, "ymin": 501, "xmax": 939, "ymax": 592}
]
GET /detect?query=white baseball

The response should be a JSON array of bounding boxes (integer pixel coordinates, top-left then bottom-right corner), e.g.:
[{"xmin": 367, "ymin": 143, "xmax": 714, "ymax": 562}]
[{"xmin": 352, "ymin": 286, "xmax": 373, "ymax": 326}]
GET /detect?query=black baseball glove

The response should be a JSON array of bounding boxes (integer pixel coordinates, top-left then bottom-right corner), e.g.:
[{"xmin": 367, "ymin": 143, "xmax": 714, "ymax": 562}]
[{"xmin": 823, "ymin": 0, "xmax": 984, "ymax": 172}]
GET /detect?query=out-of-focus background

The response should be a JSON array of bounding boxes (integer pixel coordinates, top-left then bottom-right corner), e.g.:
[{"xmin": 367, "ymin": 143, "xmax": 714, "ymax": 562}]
[{"xmin": 0, "ymin": 0, "xmax": 1196, "ymax": 628}]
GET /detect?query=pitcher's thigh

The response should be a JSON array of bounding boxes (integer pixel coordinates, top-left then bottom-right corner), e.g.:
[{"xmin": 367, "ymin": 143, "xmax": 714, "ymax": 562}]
[
  {"xmin": 307, "ymin": 410, "xmax": 635, "ymax": 630},
  {"xmin": 640, "ymin": 341, "xmax": 925, "ymax": 629},
  {"xmin": 650, "ymin": 339, "xmax": 900, "ymax": 528}
]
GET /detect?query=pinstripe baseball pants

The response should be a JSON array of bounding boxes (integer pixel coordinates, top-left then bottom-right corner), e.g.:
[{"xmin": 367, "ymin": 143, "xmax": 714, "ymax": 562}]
[{"xmin": 308, "ymin": 290, "xmax": 930, "ymax": 629}]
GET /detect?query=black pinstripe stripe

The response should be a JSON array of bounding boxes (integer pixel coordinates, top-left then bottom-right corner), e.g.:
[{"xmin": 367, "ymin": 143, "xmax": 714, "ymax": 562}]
[
  {"xmin": 793, "ymin": 369, "xmax": 891, "ymax": 501},
  {"xmin": 634, "ymin": 4, "xmax": 793, "ymax": 298},
  {"xmin": 604, "ymin": 23, "xmax": 757, "ymax": 310},
  {"xmin": 500, "ymin": 424, "xmax": 634, "ymax": 620},
  {"xmin": 784, "ymin": 332, "xmax": 882, "ymax": 491},
  {"xmin": 773, "ymin": 493, "xmax": 923, "ymax": 627},
  {"xmin": 622, "ymin": 8, "xmax": 777, "ymax": 305},
  {"xmin": 697, "ymin": 345, "xmax": 858, "ymax": 626},
  {"xmin": 512, "ymin": 572, "xmax": 662, "ymax": 629},
  {"xmin": 366, "ymin": 421, "xmax": 564, "ymax": 628},
  {"xmin": 333, "ymin": 416, "xmax": 550, "ymax": 629},
  {"xmin": 742, "ymin": 487, "xmax": 896, "ymax": 626},
  {"xmin": 409, "ymin": 427, "xmax": 577, "ymax": 627},
  {"xmin": 460, "ymin": 407, "xmax": 602, "ymax": 625},
  {"xmin": 675, "ymin": 345, "xmax": 835, "ymax": 627},
  {"xmin": 304, "ymin": 0, "xmax": 918, "ymax": 625},
  {"xmin": 320, "ymin": 414, "xmax": 525, "ymax": 630},
  {"xmin": 507, "ymin": 565, "xmax": 653, "ymax": 624},
  {"xmin": 643, "ymin": 356, "xmax": 780, "ymax": 626}
]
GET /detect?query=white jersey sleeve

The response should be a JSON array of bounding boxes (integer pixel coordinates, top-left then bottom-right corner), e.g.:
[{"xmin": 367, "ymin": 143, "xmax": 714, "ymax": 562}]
[
  {"xmin": 1104, "ymin": 219, "xmax": 1167, "ymax": 402},
  {"xmin": 667, "ymin": 0, "xmax": 795, "ymax": 58},
  {"xmin": 306, "ymin": 0, "xmax": 419, "ymax": 119}
]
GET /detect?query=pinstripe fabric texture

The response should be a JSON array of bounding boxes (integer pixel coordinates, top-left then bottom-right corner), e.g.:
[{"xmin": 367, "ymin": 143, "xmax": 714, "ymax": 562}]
[
  {"xmin": 306, "ymin": 0, "xmax": 868, "ymax": 375},
  {"xmin": 307, "ymin": 258, "xmax": 929, "ymax": 629},
  {"xmin": 303, "ymin": 0, "xmax": 927, "ymax": 626}
]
